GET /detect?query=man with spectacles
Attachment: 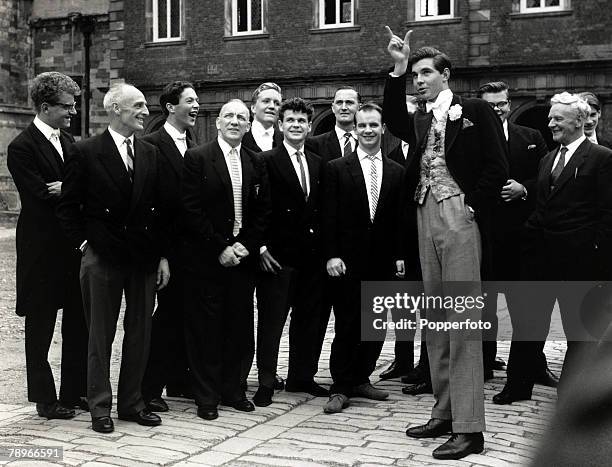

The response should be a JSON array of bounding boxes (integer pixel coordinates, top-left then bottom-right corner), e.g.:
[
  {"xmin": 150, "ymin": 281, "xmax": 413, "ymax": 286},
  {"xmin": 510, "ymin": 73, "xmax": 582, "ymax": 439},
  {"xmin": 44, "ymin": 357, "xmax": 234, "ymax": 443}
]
[
  {"xmin": 7, "ymin": 72, "xmax": 88, "ymax": 421},
  {"xmin": 477, "ymin": 82, "xmax": 556, "ymax": 404}
]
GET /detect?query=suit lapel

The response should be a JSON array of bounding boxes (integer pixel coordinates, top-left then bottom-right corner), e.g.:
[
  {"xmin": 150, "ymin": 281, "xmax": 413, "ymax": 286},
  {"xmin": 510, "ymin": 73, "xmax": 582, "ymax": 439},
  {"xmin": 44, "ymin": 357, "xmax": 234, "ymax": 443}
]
[
  {"xmin": 158, "ymin": 126, "xmax": 184, "ymax": 177},
  {"xmin": 240, "ymin": 147, "xmax": 253, "ymax": 211},
  {"xmin": 97, "ymin": 130, "xmax": 132, "ymax": 199},
  {"xmin": 548, "ymin": 140, "xmax": 590, "ymax": 200},
  {"xmin": 444, "ymin": 94, "xmax": 462, "ymax": 155},
  {"xmin": 329, "ymin": 131, "xmax": 342, "ymax": 158},
  {"xmin": 346, "ymin": 153, "xmax": 370, "ymax": 223},
  {"xmin": 414, "ymin": 109, "xmax": 433, "ymax": 156},
  {"xmin": 211, "ymin": 142, "xmax": 234, "ymax": 207},
  {"xmin": 305, "ymin": 149, "xmax": 320, "ymax": 204},
  {"xmin": 273, "ymin": 146, "xmax": 307, "ymax": 203},
  {"xmin": 375, "ymin": 157, "xmax": 393, "ymax": 221},
  {"xmin": 28, "ymin": 124, "xmax": 63, "ymax": 178},
  {"xmin": 128, "ymin": 138, "xmax": 151, "ymax": 216}
]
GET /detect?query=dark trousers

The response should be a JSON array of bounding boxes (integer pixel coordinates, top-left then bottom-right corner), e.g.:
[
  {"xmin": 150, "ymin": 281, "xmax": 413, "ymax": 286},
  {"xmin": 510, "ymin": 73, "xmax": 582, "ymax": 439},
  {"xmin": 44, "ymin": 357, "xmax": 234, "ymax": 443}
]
[
  {"xmin": 80, "ymin": 247, "xmax": 156, "ymax": 418},
  {"xmin": 329, "ymin": 274, "xmax": 384, "ymax": 396},
  {"xmin": 255, "ymin": 264, "xmax": 326, "ymax": 388},
  {"xmin": 185, "ymin": 265, "xmax": 254, "ymax": 408},
  {"xmin": 25, "ymin": 277, "xmax": 87, "ymax": 404},
  {"xmin": 142, "ymin": 264, "xmax": 189, "ymax": 400}
]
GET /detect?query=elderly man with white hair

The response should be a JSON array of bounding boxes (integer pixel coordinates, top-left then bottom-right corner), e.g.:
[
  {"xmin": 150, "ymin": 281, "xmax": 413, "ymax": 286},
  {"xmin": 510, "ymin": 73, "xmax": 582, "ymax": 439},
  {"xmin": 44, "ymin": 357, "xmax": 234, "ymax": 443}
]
[
  {"xmin": 57, "ymin": 83, "xmax": 170, "ymax": 433},
  {"xmin": 506, "ymin": 92, "xmax": 612, "ymax": 400}
]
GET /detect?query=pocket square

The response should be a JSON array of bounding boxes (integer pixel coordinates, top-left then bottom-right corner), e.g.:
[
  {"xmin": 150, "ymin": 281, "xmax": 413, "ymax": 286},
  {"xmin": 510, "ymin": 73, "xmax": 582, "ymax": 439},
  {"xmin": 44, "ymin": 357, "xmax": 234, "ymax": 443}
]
[
  {"xmin": 527, "ymin": 144, "xmax": 537, "ymax": 149},
  {"xmin": 462, "ymin": 118, "xmax": 474, "ymax": 129},
  {"xmin": 255, "ymin": 184, "xmax": 260, "ymax": 196}
]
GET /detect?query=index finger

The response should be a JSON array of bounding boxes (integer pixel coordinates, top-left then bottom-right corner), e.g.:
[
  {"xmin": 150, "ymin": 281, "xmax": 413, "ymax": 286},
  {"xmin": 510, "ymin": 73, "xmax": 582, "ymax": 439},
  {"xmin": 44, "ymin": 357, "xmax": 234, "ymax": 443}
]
[
  {"xmin": 404, "ymin": 30, "xmax": 413, "ymax": 45},
  {"xmin": 384, "ymin": 25, "xmax": 394, "ymax": 39}
]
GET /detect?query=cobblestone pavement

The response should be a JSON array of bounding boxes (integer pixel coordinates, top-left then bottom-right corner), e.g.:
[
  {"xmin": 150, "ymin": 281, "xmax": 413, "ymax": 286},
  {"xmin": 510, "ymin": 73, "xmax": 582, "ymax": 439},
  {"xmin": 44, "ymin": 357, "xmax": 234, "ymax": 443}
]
[{"xmin": 0, "ymin": 228, "xmax": 567, "ymax": 466}]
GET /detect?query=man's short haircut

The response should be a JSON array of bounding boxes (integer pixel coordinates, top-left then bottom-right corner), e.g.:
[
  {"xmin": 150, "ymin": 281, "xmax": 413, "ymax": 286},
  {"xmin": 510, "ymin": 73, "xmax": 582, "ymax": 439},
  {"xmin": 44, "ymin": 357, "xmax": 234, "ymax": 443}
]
[
  {"xmin": 478, "ymin": 81, "xmax": 510, "ymax": 98},
  {"xmin": 550, "ymin": 92, "xmax": 590, "ymax": 120},
  {"xmin": 578, "ymin": 92, "xmax": 601, "ymax": 112},
  {"xmin": 357, "ymin": 101, "xmax": 383, "ymax": 118},
  {"xmin": 333, "ymin": 86, "xmax": 361, "ymax": 103},
  {"xmin": 159, "ymin": 81, "xmax": 195, "ymax": 117},
  {"xmin": 31, "ymin": 72, "xmax": 80, "ymax": 111},
  {"xmin": 251, "ymin": 82, "xmax": 282, "ymax": 104},
  {"xmin": 279, "ymin": 97, "xmax": 314, "ymax": 122},
  {"xmin": 103, "ymin": 83, "xmax": 139, "ymax": 113},
  {"xmin": 220, "ymin": 98, "xmax": 250, "ymax": 117},
  {"xmin": 409, "ymin": 47, "xmax": 452, "ymax": 76}
]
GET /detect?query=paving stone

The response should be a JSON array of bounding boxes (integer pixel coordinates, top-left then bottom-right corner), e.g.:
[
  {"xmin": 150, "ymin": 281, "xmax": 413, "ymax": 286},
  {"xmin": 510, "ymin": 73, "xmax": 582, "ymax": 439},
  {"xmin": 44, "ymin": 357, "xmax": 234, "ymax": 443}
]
[
  {"xmin": 266, "ymin": 413, "xmax": 315, "ymax": 428},
  {"xmin": 188, "ymin": 450, "xmax": 238, "ymax": 465},
  {"xmin": 240, "ymin": 424, "xmax": 288, "ymax": 440},
  {"xmin": 212, "ymin": 437, "xmax": 263, "ymax": 455},
  {"xmin": 232, "ymin": 455, "xmax": 326, "ymax": 467}
]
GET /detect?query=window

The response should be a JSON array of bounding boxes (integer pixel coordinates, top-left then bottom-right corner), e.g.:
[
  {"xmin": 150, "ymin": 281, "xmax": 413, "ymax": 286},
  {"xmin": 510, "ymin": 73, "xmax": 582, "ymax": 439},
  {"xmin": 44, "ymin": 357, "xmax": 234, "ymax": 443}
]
[
  {"xmin": 149, "ymin": 0, "xmax": 183, "ymax": 42},
  {"xmin": 415, "ymin": 0, "xmax": 454, "ymax": 21},
  {"xmin": 520, "ymin": 0, "xmax": 566, "ymax": 13},
  {"xmin": 232, "ymin": 0, "xmax": 264, "ymax": 35},
  {"xmin": 319, "ymin": 0, "xmax": 354, "ymax": 28}
]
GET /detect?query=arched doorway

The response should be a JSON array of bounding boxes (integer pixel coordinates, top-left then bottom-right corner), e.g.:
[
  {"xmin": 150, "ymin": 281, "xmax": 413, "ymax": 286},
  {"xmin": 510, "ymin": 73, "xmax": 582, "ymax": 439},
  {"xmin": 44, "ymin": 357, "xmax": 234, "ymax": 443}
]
[
  {"xmin": 513, "ymin": 104, "xmax": 555, "ymax": 151},
  {"xmin": 311, "ymin": 110, "xmax": 336, "ymax": 136}
]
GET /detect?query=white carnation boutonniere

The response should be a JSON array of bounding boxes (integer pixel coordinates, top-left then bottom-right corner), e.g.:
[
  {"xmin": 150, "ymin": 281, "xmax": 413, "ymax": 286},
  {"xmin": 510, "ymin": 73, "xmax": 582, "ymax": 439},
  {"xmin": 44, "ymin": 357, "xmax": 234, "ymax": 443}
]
[{"xmin": 448, "ymin": 104, "xmax": 463, "ymax": 121}]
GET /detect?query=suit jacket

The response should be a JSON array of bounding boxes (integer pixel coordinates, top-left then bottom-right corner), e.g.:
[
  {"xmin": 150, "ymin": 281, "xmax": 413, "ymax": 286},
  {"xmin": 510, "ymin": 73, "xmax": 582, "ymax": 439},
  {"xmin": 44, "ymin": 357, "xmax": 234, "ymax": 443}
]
[
  {"xmin": 57, "ymin": 130, "xmax": 168, "ymax": 271},
  {"xmin": 261, "ymin": 144, "xmax": 323, "ymax": 268},
  {"xmin": 241, "ymin": 126, "xmax": 283, "ymax": 153},
  {"xmin": 322, "ymin": 151, "xmax": 405, "ymax": 278},
  {"xmin": 7, "ymin": 123, "xmax": 77, "ymax": 316},
  {"xmin": 596, "ymin": 130, "xmax": 612, "ymax": 150},
  {"xmin": 181, "ymin": 140, "xmax": 269, "ymax": 277},
  {"xmin": 524, "ymin": 139, "xmax": 612, "ymax": 279},
  {"xmin": 387, "ymin": 141, "xmax": 415, "ymax": 168},
  {"xmin": 306, "ymin": 130, "xmax": 345, "ymax": 163}
]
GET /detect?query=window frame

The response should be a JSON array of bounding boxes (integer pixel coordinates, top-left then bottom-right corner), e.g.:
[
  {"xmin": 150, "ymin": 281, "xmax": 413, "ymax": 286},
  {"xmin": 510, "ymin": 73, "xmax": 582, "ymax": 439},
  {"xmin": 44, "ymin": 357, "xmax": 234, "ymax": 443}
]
[
  {"xmin": 318, "ymin": 0, "xmax": 355, "ymax": 29},
  {"xmin": 519, "ymin": 0, "xmax": 566, "ymax": 13},
  {"xmin": 414, "ymin": 0, "xmax": 454, "ymax": 22},
  {"xmin": 151, "ymin": 0, "xmax": 184, "ymax": 43},
  {"xmin": 231, "ymin": 0, "xmax": 265, "ymax": 36}
]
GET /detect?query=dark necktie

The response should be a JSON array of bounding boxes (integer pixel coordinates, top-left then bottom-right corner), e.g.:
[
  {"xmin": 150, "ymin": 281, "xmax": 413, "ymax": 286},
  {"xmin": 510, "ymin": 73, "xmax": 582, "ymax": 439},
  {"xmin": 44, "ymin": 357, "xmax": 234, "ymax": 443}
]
[
  {"xmin": 343, "ymin": 133, "xmax": 352, "ymax": 157},
  {"xmin": 550, "ymin": 146, "xmax": 567, "ymax": 189},
  {"xmin": 295, "ymin": 150, "xmax": 308, "ymax": 199},
  {"xmin": 125, "ymin": 138, "xmax": 135, "ymax": 182}
]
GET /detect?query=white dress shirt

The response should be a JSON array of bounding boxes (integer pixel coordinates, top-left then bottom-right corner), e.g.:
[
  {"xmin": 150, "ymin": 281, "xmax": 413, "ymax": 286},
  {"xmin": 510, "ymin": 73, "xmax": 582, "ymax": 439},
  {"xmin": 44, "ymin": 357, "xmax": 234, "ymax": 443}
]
[
  {"xmin": 283, "ymin": 141, "xmax": 310, "ymax": 196},
  {"xmin": 425, "ymin": 89, "xmax": 454, "ymax": 122},
  {"xmin": 33, "ymin": 115, "xmax": 64, "ymax": 160},
  {"xmin": 502, "ymin": 119, "xmax": 509, "ymax": 141},
  {"xmin": 164, "ymin": 121, "xmax": 188, "ymax": 156},
  {"xmin": 551, "ymin": 135, "xmax": 586, "ymax": 173},
  {"xmin": 251, "ymin": 119, "xmax": 274, "ymax": 152},
  {"xmin": 107, "ymin": 126, "xmax": 134, "ymax": 172},
  {"xmin": 587, "ymin": 133, "xmax": 598, "ymax": 145},
  {"xmin": 218, "ymin": 136, "xmax": 243, "ymax": 184},
  {"xmin": 357, "ymin": 147, "xmax": 383, "ymax": 218},
  {"xmin": 335, "ymin": 126, "xmax": 357, "ymax": 154},
  {"xmin": 401, "ymin": 141, "xmax": 410, "ymax": 159}
]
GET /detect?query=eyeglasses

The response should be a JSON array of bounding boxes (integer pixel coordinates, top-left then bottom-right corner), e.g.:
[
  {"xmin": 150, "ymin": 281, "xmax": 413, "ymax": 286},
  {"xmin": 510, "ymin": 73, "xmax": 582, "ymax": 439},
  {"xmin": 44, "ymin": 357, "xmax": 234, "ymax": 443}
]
[
  {"xmin": 49, "ymin": 102, "xmax": 77, "ymax": 111},
  {"xmin": 487, "ymin": 101, "xmax": 509, "ymax": 109}
]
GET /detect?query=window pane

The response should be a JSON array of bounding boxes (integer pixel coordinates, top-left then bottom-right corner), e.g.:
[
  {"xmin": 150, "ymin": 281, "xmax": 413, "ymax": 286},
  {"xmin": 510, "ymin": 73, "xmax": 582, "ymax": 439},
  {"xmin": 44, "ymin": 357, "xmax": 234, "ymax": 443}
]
[
  {"xmin": 237, "ymin": 0, "xmax": 248, "ymax": 31},
  {"xmin": 170, "ymin": 0, "xmax": 180, "ymax": 37},
  {"xmin": 526, "ymin": 0, "xmax": 540, "ymax": 7},
  {"xmin": 324, "ymin": 0, "xmax": 336, "ymax": 24},
  {"xmin": 158, "ymin": 0, "xmax": 167, "ymax": 37},
  {"xmin": 438, "ymin": 0, "xmax": 450, "ymax": 15},
  {"xmin": 340, "ymin": 0, "xmax": 351, "ymax": 23},
  {"xmin": 545, "ymin": 0, "xmax": 560, "ymax": 6},
  {"xmin": 252, "ymin": 0, "xmax": 262, "ymax": 30}
]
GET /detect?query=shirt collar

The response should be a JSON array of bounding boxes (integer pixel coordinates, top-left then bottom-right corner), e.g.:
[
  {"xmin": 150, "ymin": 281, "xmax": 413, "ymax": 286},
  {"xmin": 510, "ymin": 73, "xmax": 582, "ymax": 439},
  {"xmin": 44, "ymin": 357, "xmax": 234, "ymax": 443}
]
[
  {"xmin": 33, "ymin": 115, "xmax": 60, "ymax": 140},
  {"xmin": 335, "ymin": 125, "xmax": 357, "ymax": 142},
  {"xmin": 357, "ymin": 146, "xmax": 381, "ymax": 161},
  {"xmin": 108, "ymin": 126, "xmax": 134, "ymax": 150},
  {"xmin": 251, "ymin": 119, "xmax": 274, "ymax": 137},
  {"xmin": 217, "ymin": 136, "xmax": 241, "ymax": 157},
  {"xmin": 587, "ymin": 133, "xmax": 598, "ymax": 144},
  {"xmin": 283, "ymin": 140, "xmax": 305, "ymax": 157},
  {"xmin": 426, "ymin": 89, "xmax": 453, "ymax": 114},
  {"xmin": 164, "ymin": 121, "xmax": 187, "ymax": 140},
  {"xmin": 502, "ymin": 120, "xmax": 508, "ymax": 141},
  {"xmin": 563, "ymin": 134, "xmax": 586, "ymax": 154}
]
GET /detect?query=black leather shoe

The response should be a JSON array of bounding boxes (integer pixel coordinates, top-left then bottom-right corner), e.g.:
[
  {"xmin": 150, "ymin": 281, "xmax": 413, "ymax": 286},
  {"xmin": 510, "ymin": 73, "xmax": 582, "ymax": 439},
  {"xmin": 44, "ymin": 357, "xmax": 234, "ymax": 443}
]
[
  {"xmin": 92, "ymin": 416, "xmax": 114, "ymax": 433},
  {"xmin": 379, "ymin": 360, "xmax": 413, "ymax": 380},
  {"xmin": 492, "ymin": 384, "xmax": 532, "ymax": 405},
  {"xmin": 432, "ymin": 432, "xmax": 484, "ymax": 460},
  {"xmin": 221, "ymin": 398, "xmax": 255, "ymax": 412},
  {"xmin": 401, "ymin": 366, "xmax": 428, "ymax": 384},
  {"xmin": 274, "ymin": 374, "xmax": 285, "ymax": 390},
  {"xmin": 60, "ymin": 397, "xmax": 89, "ymax": 412},
  {"xmin": 253, "ymin": 386, "xmax": 273, "ymax": 407},
  {"xmin": 146, "ymin": 397, "xmax": 169, "ymax": 412},
  {"xmin": 535, "ymin": 366, "xmax": 559, "ymax": 388},
  {"xmin": 36, "ymin": 401, "xmax": 75, "ymax": 420},
  {"xmin": 406, "ymin": 418, "xmax": 452, "ymax": 438},
  {"xmin": 285, "ymin": 380, "xmax": 329, "ymax": 397},
  {"xmin": 197, "ymin": 406, "xmax": 219, "ymax": 420},
  {"xmin": 493, "ymin": 357, "xmax": 506, "ymax": 370},
  {"xmin": 402, "ymin": 381, "xmax": 433, "ymax": 395},
  {"xmin": 118, "ymin": 409, "xmax": 162, "ymax": 426}
]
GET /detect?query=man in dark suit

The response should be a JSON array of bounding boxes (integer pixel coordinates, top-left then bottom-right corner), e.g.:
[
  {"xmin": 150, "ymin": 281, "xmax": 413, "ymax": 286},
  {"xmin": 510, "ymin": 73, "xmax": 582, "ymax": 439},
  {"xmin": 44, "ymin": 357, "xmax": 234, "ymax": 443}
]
[
  {"xmin": 7, "ymin": 72, "xmax": 88, "ymax": 420},
  {"xmin": 477, "ymin": 82, "xmax": 558, "ymax": 402},
  {"xmin": 241, "ymin": 82, "xmax": 283, "ymax": 153},
  {"xmin": 253, "ymin": 97, "xmax": 328, "ymax": 407},
  {"xmin": 322, "ymin": 102, "xmax": 406, "ymax": 414},
  {"xmin": 383, "ymin": 28, "xmax": 509, "ymax": 460},
  {"xmin": 57, "ymin": 83, "xmax": 170, "ymax": 434},
  {"xmin": 181, "ymin": 99, "xmax": 269, "ymax": 421},
  {"xmin": 505, "ymin": 92, "xmax": 612, "ymax": 400},
  {"xmin": 305, "ymin": 86, "xmax": 360, "ymax": 163},
  {"xmin": 140, "ymin": 81, "xmax": 199, "ymax": 412},
  {"xmin": 579, "ymin": 92, "xmax": 612, "ymax": 149}
]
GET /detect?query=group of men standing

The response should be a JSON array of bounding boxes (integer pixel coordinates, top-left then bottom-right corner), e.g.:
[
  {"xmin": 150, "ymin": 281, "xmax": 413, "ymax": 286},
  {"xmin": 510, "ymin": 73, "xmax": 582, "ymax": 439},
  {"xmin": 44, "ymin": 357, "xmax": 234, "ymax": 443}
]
[{"xmin": 7, "ymin": 27, "xmax": 612, "ymax": 461}]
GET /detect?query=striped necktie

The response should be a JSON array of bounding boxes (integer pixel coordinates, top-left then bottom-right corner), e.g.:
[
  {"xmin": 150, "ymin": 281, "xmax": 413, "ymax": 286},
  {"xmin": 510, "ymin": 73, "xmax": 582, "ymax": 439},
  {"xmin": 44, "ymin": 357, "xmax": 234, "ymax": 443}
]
[
  {"xmin": 343, "ymin": 133, "xmax": 352, "ymax": 157},
  {"xmin": 367, "ymin": 154, "xmax": 379, "ymax": 221},
  {"xmin": 125, "ymin": 138, "xmax": 134, "ymax": 182},
  {"xmin": 229, "ymin": 148, "xmax": 242, "ymax": 236}
]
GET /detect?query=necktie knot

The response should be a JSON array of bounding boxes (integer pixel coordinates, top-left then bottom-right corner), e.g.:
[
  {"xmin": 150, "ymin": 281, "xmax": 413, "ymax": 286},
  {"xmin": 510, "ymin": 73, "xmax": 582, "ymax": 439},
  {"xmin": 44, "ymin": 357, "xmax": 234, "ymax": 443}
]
[{"xmin": 49, "ymin": 130, "xmax": 60, "ymax": 141}]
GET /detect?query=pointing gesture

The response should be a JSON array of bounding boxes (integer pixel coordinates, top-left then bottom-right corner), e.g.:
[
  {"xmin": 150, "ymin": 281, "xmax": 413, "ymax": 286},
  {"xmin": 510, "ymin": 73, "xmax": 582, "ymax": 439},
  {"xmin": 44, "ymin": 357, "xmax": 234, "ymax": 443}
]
[{"xmin": 385, "ymin": 26, "xmax": 412, "ymax": 75}]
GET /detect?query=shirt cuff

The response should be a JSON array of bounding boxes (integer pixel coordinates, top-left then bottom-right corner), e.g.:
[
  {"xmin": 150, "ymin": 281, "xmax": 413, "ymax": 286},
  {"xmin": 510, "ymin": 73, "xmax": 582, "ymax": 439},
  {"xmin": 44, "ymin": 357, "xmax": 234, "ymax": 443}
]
[
  {"xmin": 260, "ymin": 245, "xmax": 267, "ymax": 255},
  {"xmin": 79, "ymin": 240, "xmax": 88, "ymax": 252}
]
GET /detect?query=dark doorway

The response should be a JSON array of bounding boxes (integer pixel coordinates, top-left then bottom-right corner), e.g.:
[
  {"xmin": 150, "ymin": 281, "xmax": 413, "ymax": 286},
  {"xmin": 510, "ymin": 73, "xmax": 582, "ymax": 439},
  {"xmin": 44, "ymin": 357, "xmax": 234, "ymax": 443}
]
[
  {"xmin": 514, "ymin": 104, "xmax": 555, "ymax": 150},
  {"xmin": 312, "ymin": 112, "xmax": 336, "ymax": 136}
]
